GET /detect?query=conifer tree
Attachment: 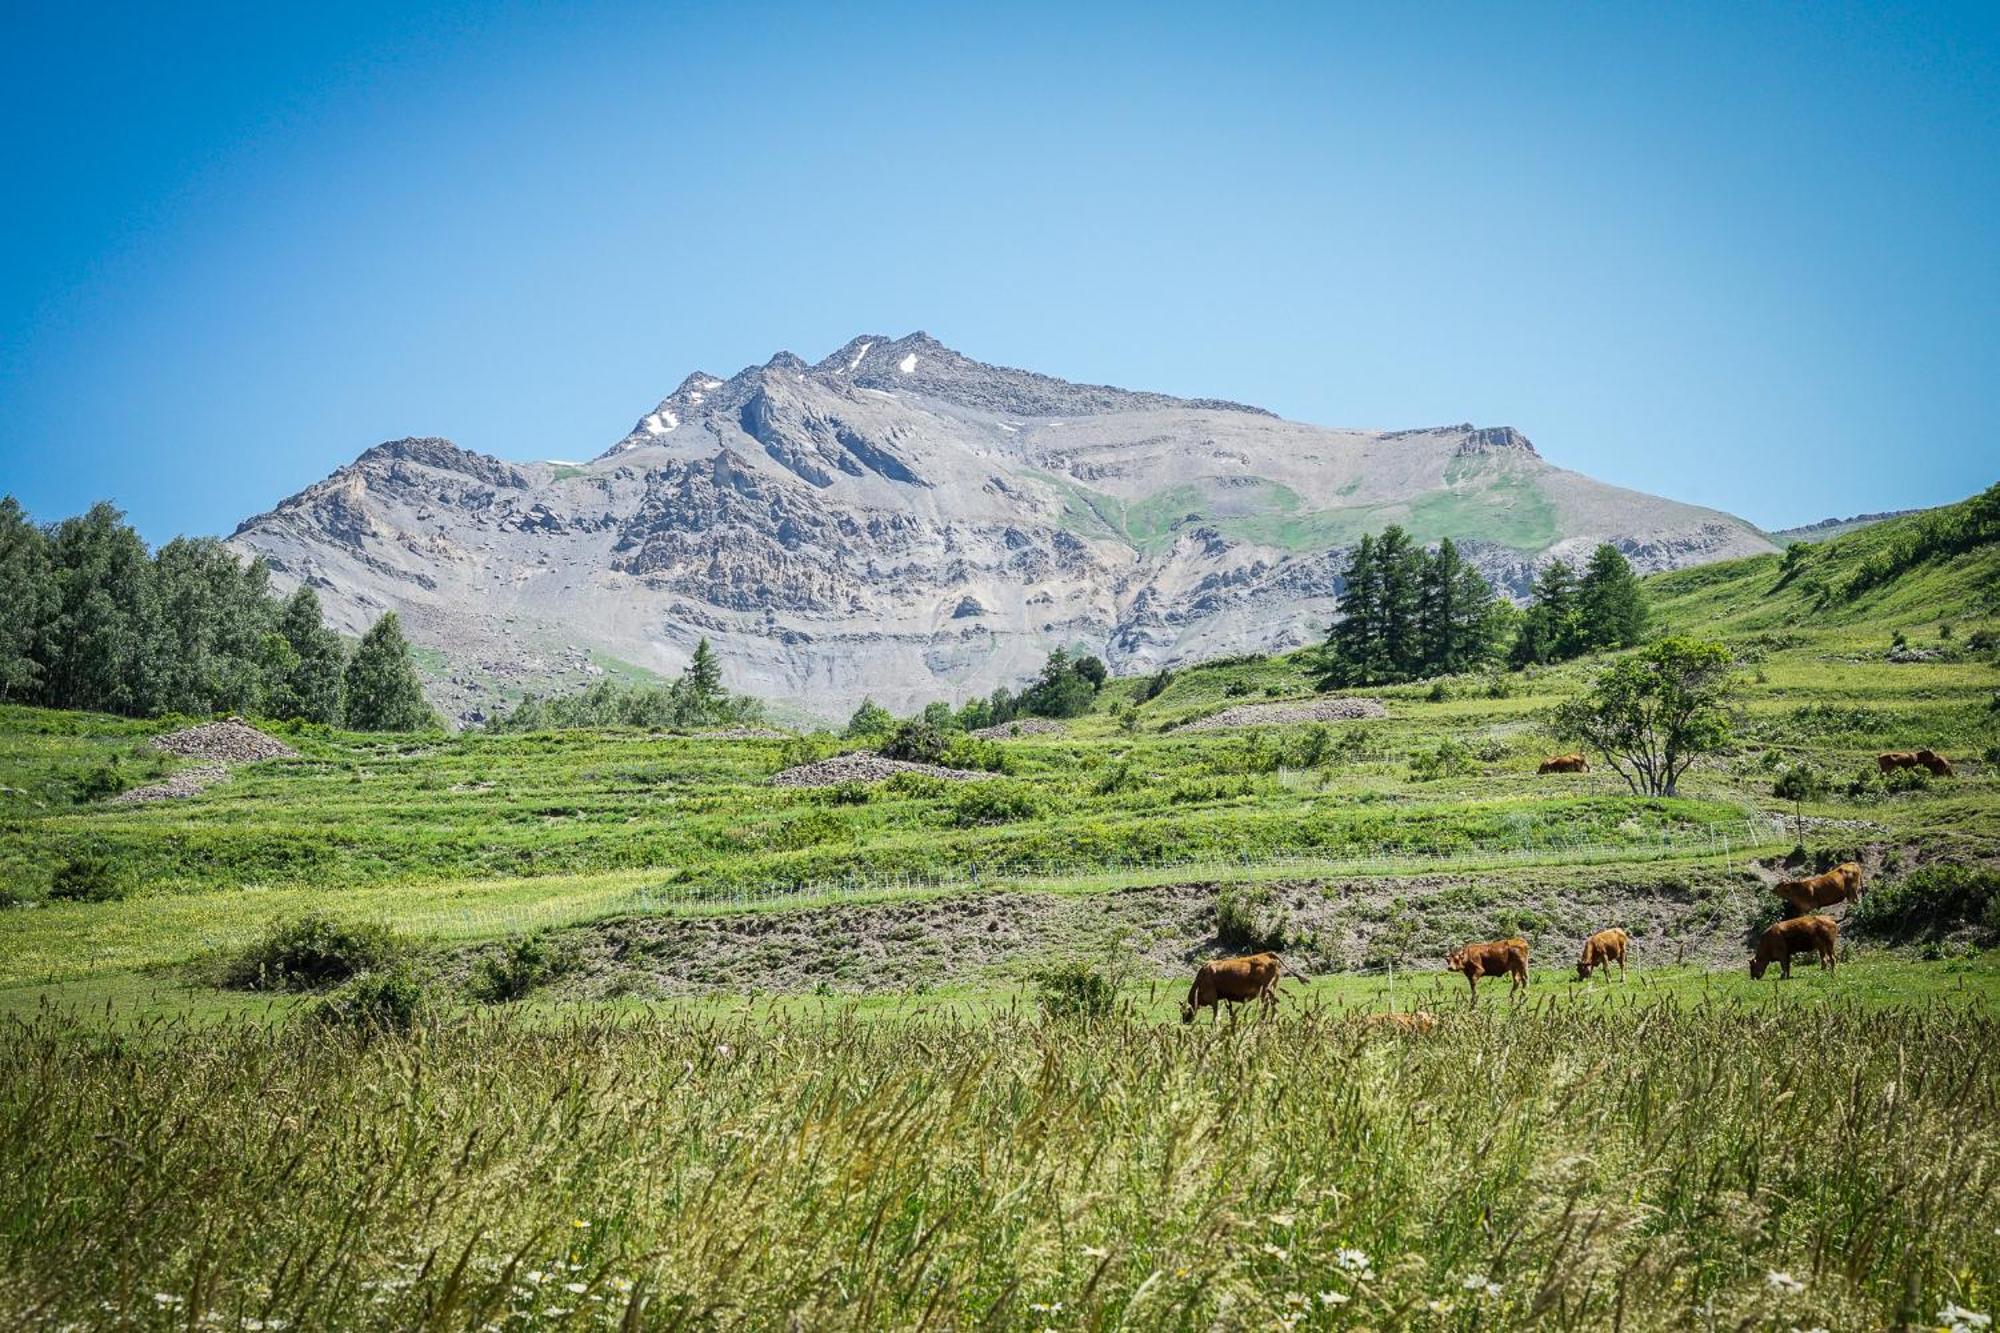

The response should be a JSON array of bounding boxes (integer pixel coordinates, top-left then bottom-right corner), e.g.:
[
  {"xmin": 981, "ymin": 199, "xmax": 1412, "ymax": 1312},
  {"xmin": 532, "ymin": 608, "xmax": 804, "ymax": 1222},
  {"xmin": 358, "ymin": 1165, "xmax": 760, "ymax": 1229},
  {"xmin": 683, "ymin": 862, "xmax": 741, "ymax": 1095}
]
[
  {"xmin": 271, "ymin": 586, "xmax": 346, "ymax": 723},
  {"xmin": 1578, "ymin": 543, "xmax": 1647, "ymax": 650},
  {"xmin": 343, "ymin": 613, "xmax": 434, "ymax": 731}
]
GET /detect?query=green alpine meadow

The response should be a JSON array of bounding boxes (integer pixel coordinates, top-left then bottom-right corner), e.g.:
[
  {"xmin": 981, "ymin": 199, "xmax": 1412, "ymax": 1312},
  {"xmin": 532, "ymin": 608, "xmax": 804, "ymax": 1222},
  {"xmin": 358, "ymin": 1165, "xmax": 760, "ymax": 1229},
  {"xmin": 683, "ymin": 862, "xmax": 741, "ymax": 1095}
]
[{"xmin": 0, "ymin": 488, "xmax": 1996, "ymax": 1329}]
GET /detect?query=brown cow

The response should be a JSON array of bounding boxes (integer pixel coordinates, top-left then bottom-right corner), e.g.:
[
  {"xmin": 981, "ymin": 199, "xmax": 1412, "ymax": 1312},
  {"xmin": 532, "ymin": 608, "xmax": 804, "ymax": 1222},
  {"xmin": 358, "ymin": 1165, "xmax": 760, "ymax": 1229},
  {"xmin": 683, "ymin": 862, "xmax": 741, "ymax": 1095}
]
[
  {"xmin": 1773, "ymin": 861, "xmax": 1864, "ymax": 917},
  {"xmin": 1915, "ymin": 748, "xmax": 1955, "ymax": 777},
  {"xmin": 1751, "ymin": 915, "xmax": 1839, "ymax": 979},
  {"xmin": 1445, "ymin": 937, "xmax": 1530, "ymax": 998},
  {"xmin": 1878, "ymin": 751, "xmax": 1921, "ymax": 774},
  {"xmin": 1575, "ymin": 928, "xmax": 1629, "ymax": 982},
  {"xmin": 1182, "ymin": 952, "xmax": 1294, "ymax": 1024},
  {"xmin": 1362, "ymin": 1011, "xmax": 1438, "ymax": 1035},
  {"xmin": 1538, "ymin": 753, "xmax": 1589, "ymax": 774}
]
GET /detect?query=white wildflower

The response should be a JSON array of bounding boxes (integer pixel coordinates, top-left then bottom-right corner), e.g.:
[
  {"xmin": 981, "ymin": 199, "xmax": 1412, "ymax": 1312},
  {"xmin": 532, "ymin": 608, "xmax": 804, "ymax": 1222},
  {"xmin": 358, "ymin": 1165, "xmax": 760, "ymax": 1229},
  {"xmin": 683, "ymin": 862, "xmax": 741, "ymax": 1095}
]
[
  {"xmin": 525, "ymin": 1270, "xmax": 545, "ymax": 1285},
  {"xmin": 1261, "ymin": 1242, "xmax": 1289, "ymax": 1260},
  {"xmin": 1766, "ymin": 1271, "xmax": 1805, "ymax": 1294},
  {"xmin": 153, "ymin": 1294, "xmax": 183, "ymax": 1307},
  {"xmin": 1080, "ymin": 1245, "xmax": 1109, "ymax": 1259},
  {"xmin": 1334, "ymin": 1248, "xmax": 1371, "ymax": 1273},
  {"xmin": 564, "ymin": 1282, "xmax": 588, "ymax": 1294},
  {"xmin": 1939, "ymin": 1303, "xmax": 1990, "ymax": 1333},
  {"xmin": 1318, "ymin": 1290, "xmax": 1349, "ymax": 1306},
  {"xmin": 1268, "ymin": 1212, "xmax": 1295, "ymax": 1227}
]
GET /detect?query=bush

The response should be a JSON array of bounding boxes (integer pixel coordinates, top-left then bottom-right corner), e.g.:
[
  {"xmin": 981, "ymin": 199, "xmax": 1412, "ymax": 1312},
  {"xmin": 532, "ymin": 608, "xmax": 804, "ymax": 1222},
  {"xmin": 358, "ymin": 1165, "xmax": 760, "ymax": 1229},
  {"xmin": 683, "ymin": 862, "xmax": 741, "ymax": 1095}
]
[
  {"xmin": 947, "ymin": 780, "xmax": 1044, "ymax": 827},
  {"xmin": 312, "ymin": 963, "xmax": 426, "ymax": 1035},
  {"xmin": 46, "ymin": 852, "xmax": 131, "ymax": 903},
  {"xmin": 881, "ymin": 720, "xmax": 947, "ymax": 764},
  {"xmin": 1215, "ymin": 885, "xmax": 1289, "ymax": 952},
  {"xmin": 468, "ymin": 931, "xmax": 576, "ymax": 1003},
  {"xmin": 1034, "ymin": 960, "xmax": 1121, "ymax": 1020},
  {"xmin": 1883, "ymin": 766, "xmax": 1932, "ymax": 795},
  {"xmin": 1138, "ymin": 669, "xmax": 1174, "ymax": 703},
  {"xmin": 225, "ymin": 913, "xmax": 405, "ymax": 991},
  {"xmin": 1407, "ymin": 739, "xmax": 1474, "ymax": 782},
  {"xmin": 74, "ymin": 761, "xmax": 127, "ymax": 802},
  {"xmin": 1851, "ymin": 865, "xmax": 2000, "ymax": 940}
]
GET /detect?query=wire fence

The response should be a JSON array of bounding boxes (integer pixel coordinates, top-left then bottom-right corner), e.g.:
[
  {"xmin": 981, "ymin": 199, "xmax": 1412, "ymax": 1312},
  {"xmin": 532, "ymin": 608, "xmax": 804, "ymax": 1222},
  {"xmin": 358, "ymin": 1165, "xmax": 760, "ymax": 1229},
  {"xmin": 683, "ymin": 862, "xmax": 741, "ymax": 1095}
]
[{"xmin": 432, "ymin": 815, "xmax": 1793, "ymax": 940}]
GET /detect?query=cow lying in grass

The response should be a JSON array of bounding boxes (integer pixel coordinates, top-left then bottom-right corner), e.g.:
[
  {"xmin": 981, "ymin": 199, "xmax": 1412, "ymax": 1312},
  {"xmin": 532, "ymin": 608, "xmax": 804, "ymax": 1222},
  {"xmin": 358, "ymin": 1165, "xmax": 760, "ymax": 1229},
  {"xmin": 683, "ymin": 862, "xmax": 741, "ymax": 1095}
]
[
  {"xmin": 1576, "ymin": 928, "xmax": 1629, "ymax": 981},
  {"xmin": 1182, "ymin": 952, "xmax": 1299, "ymax": 1024},
  {"xmin": 1445, "ymin": 938, "xmax": 1530, "ymax": 998},
  {"xmin": 1751, "ymin": 915, "xmax": 1839, "ymax": 979},
  {"xmin": 1538, "ymin": 753, "xmax": 1588, "ymax": 774},
  {"xmin": 1774, "ymin": 861, "xmax": 1864, "ymax": 917}
]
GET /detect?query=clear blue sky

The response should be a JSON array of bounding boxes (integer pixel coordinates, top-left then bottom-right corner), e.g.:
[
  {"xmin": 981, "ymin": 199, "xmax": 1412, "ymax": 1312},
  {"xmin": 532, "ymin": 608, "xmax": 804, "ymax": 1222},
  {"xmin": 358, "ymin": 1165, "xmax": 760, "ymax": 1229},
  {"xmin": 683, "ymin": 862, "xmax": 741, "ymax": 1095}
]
[{"xmin": 2, "ymin": 1, "xmax": 1994, "ymax": 542}]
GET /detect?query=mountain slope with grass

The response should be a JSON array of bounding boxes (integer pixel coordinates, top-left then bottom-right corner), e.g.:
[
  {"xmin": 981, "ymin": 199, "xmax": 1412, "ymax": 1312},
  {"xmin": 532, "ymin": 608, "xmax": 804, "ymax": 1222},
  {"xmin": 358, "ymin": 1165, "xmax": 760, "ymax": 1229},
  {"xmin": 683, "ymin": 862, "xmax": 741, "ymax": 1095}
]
[{"xmin": 227, "ymin": 332, "xmax": 1775, "ymax": 723}]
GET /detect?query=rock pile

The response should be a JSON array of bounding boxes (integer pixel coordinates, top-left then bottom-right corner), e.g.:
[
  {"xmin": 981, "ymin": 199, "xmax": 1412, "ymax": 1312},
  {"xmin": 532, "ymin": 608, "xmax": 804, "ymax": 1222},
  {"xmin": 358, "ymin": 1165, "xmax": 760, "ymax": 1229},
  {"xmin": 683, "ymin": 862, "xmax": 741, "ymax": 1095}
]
[
  {"xmin": 1183, "ymin": 697, "xmax": 1388, "ymax": 731},
  {"xmin": 150, "ymin": 720, "xmax": 298, "ymax": 763},
  {"xmin": 968, "ymin": 718, "xmax": 1065, "ymax": 740},
  {"xmin": 110, "ymin": 764, "xmax": 229, "ymax": 804},
  {"xmin": 771, "ymin": 753, "xmax": 996, "ymax": 788}
]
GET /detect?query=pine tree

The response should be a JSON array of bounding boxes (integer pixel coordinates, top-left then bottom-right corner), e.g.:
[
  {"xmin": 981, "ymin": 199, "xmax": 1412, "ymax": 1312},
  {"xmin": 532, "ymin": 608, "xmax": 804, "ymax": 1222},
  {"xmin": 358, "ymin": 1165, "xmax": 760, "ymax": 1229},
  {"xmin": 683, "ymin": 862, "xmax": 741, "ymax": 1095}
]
[
  {"xmin": 1446, "ymin": 556, "xmax": 1506, "ymax": 675},
  {"xmin": 342, "ymin": 613, "xmax": 434, "ymax": 731},
  {"xmin": 1513, "ymin": 560, "xmax": 1585, "ymax": 666},
  {"xmin": 1578, "ymin": 543, "xmax": 1647, "ymax": 650},
  {"xmin": 1375, "ymin": 526, "xmax": 1423, "ymax": 679},
  {"xmin": 1326, "ymin": 533, "xmax": 1382, "ymax": 684},
  {"xmin": 0, "ymin": 498, "xmax": 54, "ymax": 701},
  {"xmin": 1415, "ymin": 539, "xmax": 1461, "ymax": 676},
  {"xmin": 683, "ymin": 638, "xmax": 724, "ymax": 705},
  {"xmin": 271, "ymin": 587, "xmax": 346, "ymax": 723}
]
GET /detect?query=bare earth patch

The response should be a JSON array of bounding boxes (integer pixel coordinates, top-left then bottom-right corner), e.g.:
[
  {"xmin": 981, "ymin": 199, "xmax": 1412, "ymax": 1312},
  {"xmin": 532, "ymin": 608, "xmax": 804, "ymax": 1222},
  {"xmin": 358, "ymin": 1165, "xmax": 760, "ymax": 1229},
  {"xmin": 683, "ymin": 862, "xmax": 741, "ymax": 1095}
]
[{"xmin": 771, "ymin": 753, "xmax": 996, "ymax": 787}]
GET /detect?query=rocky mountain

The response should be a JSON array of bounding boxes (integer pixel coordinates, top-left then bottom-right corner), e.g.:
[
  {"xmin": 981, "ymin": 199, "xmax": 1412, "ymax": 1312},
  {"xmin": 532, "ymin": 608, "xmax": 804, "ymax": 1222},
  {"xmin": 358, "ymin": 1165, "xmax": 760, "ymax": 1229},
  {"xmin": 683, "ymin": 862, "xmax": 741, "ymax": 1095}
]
[{"xmin": 228, "ymin": 331, "xmax": 1776, "ymax": 723}]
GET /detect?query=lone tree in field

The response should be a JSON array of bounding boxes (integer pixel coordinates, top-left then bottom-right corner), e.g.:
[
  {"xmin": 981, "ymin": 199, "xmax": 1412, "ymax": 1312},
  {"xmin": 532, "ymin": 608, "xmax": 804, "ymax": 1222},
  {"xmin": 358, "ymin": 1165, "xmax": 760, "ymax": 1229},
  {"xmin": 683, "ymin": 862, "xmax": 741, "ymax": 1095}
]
[
  {"xmin": 1550, "ymin": 636, "xmax": 1737, "ymax": 796},
  {"xmin": 342, "ymin": 613, "xmax": 435, "ymax": 731}
]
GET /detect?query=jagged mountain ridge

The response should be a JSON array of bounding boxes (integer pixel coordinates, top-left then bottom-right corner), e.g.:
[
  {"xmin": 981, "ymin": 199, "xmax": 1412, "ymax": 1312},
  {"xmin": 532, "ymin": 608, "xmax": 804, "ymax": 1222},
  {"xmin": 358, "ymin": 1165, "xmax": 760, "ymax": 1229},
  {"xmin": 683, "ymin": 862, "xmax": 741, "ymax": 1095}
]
[{"xmin": 229, "ymin": 331, "xmax": 1776, "ymax": 723}]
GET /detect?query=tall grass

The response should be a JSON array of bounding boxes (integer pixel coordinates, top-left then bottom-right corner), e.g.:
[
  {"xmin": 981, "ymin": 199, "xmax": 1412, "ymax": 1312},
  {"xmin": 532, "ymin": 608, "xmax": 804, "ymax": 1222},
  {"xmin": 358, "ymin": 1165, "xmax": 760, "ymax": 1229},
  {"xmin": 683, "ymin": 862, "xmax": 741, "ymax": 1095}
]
[{"xmin": 1, "ymin": 1001, "xmax": 1993, "ymax": 1329}]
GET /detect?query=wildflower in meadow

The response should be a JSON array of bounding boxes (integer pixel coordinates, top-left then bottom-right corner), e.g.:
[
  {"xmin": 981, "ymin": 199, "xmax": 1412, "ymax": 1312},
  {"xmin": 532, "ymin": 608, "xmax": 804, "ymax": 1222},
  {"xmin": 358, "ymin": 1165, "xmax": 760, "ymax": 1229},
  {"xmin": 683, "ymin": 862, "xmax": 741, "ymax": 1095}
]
[
  {"xmin": 1318, "ymin": 1290, "xmax": 1349, "ymax": 1307},
  {"xmin": 1079, "ymin": 1245, "xmax": 1108, "ymax": 1259},
  {"xmin": 1766, "ymin": 1272, "xmax": 1806, "ymax": 1294},
  {"xmin": 1938, "ymin": 1302, "xmax": 1990, "ymax": 1332}
]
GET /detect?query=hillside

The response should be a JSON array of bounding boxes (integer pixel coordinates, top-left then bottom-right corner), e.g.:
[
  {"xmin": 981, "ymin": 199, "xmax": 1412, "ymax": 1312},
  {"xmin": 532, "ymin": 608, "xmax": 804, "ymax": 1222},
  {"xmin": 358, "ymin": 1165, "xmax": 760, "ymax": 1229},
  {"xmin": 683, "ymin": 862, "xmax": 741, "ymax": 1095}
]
[{"xmin": 227, "ymin": 332, "xmax": 1775, "ymax": 723}]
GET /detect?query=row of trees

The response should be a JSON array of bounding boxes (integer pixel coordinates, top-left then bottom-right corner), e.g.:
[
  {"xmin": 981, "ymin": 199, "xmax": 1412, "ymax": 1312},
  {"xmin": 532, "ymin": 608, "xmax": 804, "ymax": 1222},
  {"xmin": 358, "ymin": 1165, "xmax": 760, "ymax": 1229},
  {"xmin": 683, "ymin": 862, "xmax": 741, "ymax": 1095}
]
[
  {"xmin": 0, "ymin": 498, "xmax": 434, "ymax": 730},
  {"xmin": 846, "ymin": 648, "xmax": 1109, "ymax": 739},
  {"xmin": 1319, "ymin": 525, "xmax": 1648, "ymax": 684},
  {"xmin": 485, "ymin": 639, "xmax": 765, "ymax": 731},
  {"xmin": 1321, "ymin": 532, "xmax": 1509, "ymax": 685}
]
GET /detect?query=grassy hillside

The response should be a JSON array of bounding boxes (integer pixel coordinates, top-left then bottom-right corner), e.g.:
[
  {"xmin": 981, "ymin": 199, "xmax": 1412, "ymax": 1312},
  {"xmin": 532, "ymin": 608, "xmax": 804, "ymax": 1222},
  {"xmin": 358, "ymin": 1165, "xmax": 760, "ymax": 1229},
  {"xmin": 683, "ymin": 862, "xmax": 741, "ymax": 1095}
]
[{"xmin": 1, "ymin": 484, "xmax": 1997, "ymax": 1329}]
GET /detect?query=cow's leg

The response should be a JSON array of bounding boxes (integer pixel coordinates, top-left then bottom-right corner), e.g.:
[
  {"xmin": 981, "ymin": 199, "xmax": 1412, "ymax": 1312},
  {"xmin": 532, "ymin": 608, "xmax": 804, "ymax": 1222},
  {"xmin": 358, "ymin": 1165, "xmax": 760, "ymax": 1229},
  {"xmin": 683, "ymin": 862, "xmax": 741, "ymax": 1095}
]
[
  {"xmin": 1464, "ymin": 972, "xmax": 1478, "ymax": 1001},
  {"xmin": 1780, "ymin": 955, "xmax": 1793, "ymax": 979}
]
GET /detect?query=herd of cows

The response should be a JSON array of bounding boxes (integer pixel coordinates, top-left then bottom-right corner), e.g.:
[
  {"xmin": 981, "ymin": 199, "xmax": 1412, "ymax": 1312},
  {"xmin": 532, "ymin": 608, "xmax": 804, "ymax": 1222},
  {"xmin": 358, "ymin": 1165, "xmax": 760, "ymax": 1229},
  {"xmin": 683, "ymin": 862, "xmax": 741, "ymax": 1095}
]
[
  {"xmin": 1179, "ymin": 858, "xmax": 1873, "ymax": 1024},
  {"xmin": 1173, "ymin": 744, "xmax": 1965, "ymax": 1023}
]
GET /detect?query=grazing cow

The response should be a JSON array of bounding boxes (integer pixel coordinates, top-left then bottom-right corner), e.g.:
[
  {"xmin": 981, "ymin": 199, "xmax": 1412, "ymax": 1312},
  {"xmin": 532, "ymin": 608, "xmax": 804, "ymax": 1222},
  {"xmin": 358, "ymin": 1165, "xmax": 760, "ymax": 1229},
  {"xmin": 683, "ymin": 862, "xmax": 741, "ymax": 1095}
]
[
  {"xmin": 1751, "ymin": 915, "xmax": 1839, "ymax": 979},
  {"xmin": 1915, "ymin": 748, "xmax": 1955, "ymax": 778},
  {"xmin": 1363, "ymin": 1011, "xmax": 1438, "ymax": 1035},
  {"xmin": 1444, "ymin": 937, "xmax": 1531, "ymax": 998},
  {"xmin": 1773, "ymin": 861, "xmax": 1864, "ymax": 917},
  {"xmin": 1877, "ymin": 751, "xmax": 1921, "ymax": 774},
  {"xmin": 1576, "ymin": 928, "xmax": 1630, "ymax": 982},
  {"xmin": 1182, "ymin": 952, "xmax": 1292, "ymax": 1024},
  {"xmin": 1538, "ymin": 753, "xmax": 1589, "ymax": 774}
]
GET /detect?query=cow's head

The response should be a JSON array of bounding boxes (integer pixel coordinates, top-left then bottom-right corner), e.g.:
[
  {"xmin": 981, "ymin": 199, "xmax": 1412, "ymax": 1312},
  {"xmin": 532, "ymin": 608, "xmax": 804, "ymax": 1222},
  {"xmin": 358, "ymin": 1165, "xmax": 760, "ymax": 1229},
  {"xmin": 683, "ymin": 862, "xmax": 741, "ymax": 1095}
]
[
  {"xmin": 1575, "ymin": 960, "xmax": 1593, "ymax": 982},
  {"xmin": 1750, "ymin": 954, "xmax": 1769, "ymax": 980},
  {"xmin": 1179, "ymin": 1001, "xmax": 1197, "ymax": 1025},
  {"xmin": 1444, "ymin": 949, "xmax": 1466, "ymax": 973}
]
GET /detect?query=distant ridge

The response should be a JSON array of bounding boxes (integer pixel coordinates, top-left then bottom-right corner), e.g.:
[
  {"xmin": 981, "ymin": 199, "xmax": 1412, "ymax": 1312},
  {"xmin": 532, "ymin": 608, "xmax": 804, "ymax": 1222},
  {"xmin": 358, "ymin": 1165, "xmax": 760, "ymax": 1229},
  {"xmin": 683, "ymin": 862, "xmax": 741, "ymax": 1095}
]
[
  {"xmin": 1772, "ymin": 507, "xmax": 1931, "ymax": 545},
  {"xmin": 228, "ymin": 330, "xmax": 1776, "ymax": 724}
]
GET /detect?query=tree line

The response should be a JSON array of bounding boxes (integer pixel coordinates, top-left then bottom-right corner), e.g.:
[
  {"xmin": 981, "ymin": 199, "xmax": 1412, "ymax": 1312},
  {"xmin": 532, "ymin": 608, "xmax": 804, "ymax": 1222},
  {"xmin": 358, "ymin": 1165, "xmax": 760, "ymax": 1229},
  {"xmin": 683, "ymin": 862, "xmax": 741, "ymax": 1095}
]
[
  {"xmin": 1320, "ymin": 525, "xmax": 1647, "ymax": 684},
  {"xmin": 484, "ymin": 639, "xmax": 764, "ymax": 731},
  {"xmin": 845, "ymin": 647, "xmax": 1108, "ymax": 739},
  {"xmin": 0, "ymin": 498, "xmax": 435, "ymax": 730}
]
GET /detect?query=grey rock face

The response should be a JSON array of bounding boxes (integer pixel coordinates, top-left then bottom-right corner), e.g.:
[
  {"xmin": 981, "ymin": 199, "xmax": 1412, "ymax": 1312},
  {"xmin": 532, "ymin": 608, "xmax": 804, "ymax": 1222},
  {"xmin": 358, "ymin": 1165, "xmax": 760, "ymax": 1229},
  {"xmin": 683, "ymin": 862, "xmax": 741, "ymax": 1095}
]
[{"xmin": 228, "ymin": 332, "xmax": 1778, "ymax": 724}]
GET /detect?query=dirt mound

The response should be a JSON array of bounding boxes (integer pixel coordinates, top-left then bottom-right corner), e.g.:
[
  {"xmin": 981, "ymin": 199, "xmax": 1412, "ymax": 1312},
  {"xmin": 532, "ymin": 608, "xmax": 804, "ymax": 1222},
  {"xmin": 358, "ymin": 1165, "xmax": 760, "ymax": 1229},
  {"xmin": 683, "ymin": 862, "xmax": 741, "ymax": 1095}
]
[
  {"xmin": 150, "ymin": 720, "xmax": 297, "ymax": 763},
  {"xmin": 969, "ymin": 718, "xmax": 1065, "ymax": 740},
  {"xmin": 110, "ymin": 764, "xmax": 229, "ymax": 804},
  {"xmin": 1183, "ymin": 697, "xmax": 1387, "ymax": 731},
  {"xmin": 771, "ymin": 753, "xmax": 996, "ymax": 787}
]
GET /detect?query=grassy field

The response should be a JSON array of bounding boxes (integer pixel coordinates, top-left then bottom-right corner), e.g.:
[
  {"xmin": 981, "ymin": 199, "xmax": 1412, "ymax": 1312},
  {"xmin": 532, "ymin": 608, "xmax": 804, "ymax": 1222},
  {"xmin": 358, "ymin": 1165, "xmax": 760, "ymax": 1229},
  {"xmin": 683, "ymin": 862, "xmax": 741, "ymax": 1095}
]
[{"xmin": 0, "ymin": 498, "xmax": 1996, "ymax": 1327}]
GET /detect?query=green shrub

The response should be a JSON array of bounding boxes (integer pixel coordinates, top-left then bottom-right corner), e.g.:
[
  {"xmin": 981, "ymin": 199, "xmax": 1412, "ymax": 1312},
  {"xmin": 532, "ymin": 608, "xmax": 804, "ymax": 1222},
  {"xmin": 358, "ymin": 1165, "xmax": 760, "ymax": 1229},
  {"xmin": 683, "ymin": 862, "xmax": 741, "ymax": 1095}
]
[
  {"xmin": 469, "ymin": 931, "xmax": 576, "ymax": 1003},
  {"xmin": 1883, "ymin": 766, "xmax": 1931, "ymax": 795},
  {"xmin": 1034, "ymin": 960, "xmax": 1121, "ymax": 1020},
  {"xmin": 1137, "ymin": 669, "xmax": 1174, "ymax": 703},
  {"xmin": 947, "ymin": 780, "xmax": 1044, "ymax": 827},
  {"xmin": 1407, "ymin": 738, "xmax": 1474, "ymax": 782},
  {"xmin": 74, "ymin": 761, "xmax": 127, "ymax": 802},
  {"xmin": 47, "ymin": 852, "xmax": 131, "ymax": 903},
  {"xmin": 1215, "ymin": 885, "xmax": 1289, "ymax": 952},
  {"xmin": 312, "ymin": 963, "xmax": 426, "ymax": 1034},
  {"xmin": 1851, "ymin": 865, "xmax": 2000, "ymax": 939},
  {"xmin": 881, "ymin": 720, "xmax": 947, "ymax": 764},
  {"xmin": 226, "ymin": 913, "xmax": 405, "ymax": 992}
]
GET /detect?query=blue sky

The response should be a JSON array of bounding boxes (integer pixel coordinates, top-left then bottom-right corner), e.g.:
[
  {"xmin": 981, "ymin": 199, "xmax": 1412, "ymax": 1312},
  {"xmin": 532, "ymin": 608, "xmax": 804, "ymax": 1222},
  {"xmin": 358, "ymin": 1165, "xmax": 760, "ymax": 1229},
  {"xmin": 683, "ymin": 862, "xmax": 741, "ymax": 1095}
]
[{"xmin": 1, "ymin": 0, "xmax": 1994, "ymax": 542}]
